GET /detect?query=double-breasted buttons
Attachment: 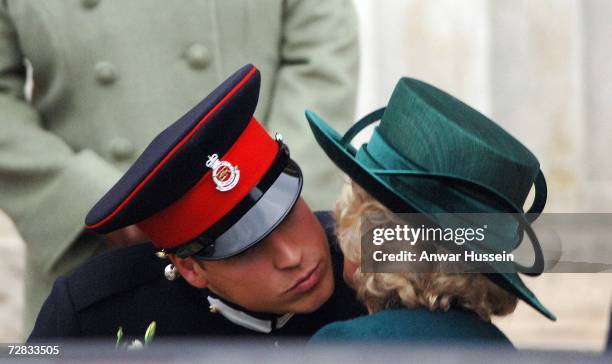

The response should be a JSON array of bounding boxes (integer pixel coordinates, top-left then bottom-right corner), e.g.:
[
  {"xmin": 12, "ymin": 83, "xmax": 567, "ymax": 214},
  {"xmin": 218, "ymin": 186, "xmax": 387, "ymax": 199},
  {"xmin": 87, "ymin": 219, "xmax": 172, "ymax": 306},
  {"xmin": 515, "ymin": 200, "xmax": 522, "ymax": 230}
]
[
  {"xmin": 81, "ymin": 0, "xmax": 100, "ymax": 10},
  {"xmin": 109, "ymin": 137, "xmax": 135, "ymax": 161},
  {"xmin": 94, "ymin": 61, "xmax": 118, "ymax": 85},
  {"xmin": 185, "ymin": 44, "xmax": 211, "ymax": 70}
]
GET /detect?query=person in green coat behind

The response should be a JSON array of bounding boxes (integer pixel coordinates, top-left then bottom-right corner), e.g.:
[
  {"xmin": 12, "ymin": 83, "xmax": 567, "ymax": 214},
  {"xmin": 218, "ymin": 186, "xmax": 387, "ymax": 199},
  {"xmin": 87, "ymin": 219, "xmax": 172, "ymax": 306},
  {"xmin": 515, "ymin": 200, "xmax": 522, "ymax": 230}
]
[
  {"xmin": 0, "ymin": 0, "xmax": 358, "ymax": 337},
  {"xmin": 306, "ymin": 77, "xmax": 556, "ymax": 345}
]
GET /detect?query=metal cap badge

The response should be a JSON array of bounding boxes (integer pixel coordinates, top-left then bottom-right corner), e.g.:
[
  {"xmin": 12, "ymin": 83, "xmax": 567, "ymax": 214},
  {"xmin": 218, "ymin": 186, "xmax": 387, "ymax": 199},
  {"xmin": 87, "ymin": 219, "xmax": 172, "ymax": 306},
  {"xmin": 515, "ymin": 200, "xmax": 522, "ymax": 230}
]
[{"xmin": 206, "ymin": 154, "xmax": 240, "ymax": 192}]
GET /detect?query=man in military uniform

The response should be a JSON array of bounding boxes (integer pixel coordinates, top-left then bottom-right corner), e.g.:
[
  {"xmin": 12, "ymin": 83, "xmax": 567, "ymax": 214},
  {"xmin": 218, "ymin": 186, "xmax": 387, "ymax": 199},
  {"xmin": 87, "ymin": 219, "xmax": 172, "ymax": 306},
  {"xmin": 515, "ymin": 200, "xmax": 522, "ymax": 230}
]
[
  {"xmin": 0, "ymin": 0, "xmax": 358, "ymax": 335},
  {"xmin": 28, "ymin": 65, "xmax": 365, "ymax": 341}
]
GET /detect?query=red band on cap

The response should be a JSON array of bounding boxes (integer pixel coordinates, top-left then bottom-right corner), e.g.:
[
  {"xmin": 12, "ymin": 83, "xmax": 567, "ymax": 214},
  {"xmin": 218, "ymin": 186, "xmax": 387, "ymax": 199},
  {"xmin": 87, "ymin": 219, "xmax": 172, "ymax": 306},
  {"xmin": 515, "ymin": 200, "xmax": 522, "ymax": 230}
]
[{"xmin": 137, "ymin": 118, "xmax": 278, "ymax": 249}]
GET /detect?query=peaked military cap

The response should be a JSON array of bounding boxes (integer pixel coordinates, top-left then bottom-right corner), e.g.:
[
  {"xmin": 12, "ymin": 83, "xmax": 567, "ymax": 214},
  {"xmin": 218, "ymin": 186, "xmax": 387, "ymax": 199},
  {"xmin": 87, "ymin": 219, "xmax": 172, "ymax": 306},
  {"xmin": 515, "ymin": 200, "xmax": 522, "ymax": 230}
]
[{"xmin": 86, "ymin": 64, "xmax": 303, "ymax": 259}]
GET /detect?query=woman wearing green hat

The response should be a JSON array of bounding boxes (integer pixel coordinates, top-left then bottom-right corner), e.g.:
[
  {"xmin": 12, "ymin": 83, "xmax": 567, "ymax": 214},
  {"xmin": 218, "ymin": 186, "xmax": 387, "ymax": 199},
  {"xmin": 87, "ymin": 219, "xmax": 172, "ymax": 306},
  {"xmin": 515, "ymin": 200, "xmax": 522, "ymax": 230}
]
[{"xmin": 307, "ymin": 77, "xmax": 556, "ymax": 345}]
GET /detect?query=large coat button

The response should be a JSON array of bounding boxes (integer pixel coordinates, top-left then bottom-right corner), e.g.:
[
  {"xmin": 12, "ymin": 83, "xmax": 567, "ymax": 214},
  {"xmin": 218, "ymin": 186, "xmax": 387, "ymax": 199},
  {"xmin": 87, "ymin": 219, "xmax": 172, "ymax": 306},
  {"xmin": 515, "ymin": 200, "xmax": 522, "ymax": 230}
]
[
  {"xmin": 94, "ymin": 61, "xmax": 118, "ymax": 85},
  {"xmin": 185, "ymin": 44, "xmax": 211, "ymax": 70},
  {"xmin": 109, "ymin": 138, "xmax": 134, "ymax": 160},
  {"xmin": 81, "ymin": 0, "xmax": 101, "ymax": 10}
]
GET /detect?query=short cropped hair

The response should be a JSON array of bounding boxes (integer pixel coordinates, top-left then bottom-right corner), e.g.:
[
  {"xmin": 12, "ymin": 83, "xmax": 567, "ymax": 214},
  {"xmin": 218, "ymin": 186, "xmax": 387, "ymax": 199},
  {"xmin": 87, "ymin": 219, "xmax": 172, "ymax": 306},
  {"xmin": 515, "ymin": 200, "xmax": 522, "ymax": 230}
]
[{"xmin": 335, "ymin": 181, "xmax": 518, "ymax": 321}]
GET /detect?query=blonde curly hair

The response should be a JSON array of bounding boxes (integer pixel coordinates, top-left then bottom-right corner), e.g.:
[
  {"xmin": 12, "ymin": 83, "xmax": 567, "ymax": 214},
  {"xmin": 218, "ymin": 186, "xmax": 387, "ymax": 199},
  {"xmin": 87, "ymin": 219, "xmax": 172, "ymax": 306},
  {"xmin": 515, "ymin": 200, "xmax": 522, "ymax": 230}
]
[{"xmin": 335, "ymin": 181, "xmax": 518, "ymax": 321}]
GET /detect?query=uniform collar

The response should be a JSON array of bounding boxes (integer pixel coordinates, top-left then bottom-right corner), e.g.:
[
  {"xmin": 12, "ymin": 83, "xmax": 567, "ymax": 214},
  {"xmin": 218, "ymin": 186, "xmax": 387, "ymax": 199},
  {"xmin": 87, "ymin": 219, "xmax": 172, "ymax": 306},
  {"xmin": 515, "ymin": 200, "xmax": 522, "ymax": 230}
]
[{"xmin": 206, "ymin": 294, "xmax": 294, "ymax": 334}]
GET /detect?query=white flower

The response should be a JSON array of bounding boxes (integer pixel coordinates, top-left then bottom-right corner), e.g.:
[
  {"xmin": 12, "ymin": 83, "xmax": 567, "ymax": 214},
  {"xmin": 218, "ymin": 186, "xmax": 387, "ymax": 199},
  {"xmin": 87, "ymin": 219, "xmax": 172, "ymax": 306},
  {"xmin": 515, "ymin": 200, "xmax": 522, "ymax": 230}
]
[{"xmin": 126, "ymin": 339, "xmax": 144, "ymax": 350}]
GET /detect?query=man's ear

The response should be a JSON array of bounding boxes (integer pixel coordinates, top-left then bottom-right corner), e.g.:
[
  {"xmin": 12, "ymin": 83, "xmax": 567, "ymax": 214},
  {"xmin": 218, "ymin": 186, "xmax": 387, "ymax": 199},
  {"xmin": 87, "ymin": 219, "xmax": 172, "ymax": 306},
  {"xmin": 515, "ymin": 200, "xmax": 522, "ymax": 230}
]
[{"xmin": 169, "ymin": 255, "xmax": 209, "ymax": 288}]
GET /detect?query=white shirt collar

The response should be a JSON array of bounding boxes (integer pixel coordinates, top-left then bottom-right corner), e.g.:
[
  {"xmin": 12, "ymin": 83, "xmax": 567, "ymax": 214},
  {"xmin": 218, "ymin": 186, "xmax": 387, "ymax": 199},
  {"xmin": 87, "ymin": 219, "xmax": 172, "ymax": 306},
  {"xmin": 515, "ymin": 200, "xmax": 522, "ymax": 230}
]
[{"xmin": 206, "ymin": 296, "xmax": 294, "ymax": 334}]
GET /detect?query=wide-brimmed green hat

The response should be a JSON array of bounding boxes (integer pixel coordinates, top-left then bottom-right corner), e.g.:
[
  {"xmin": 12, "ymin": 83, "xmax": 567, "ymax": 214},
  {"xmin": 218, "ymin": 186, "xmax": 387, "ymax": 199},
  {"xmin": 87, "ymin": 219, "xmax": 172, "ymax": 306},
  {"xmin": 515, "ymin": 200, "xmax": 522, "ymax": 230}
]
[{"xmin": 306, "ymin": 77, "xmax": 555, "ymax": 321}]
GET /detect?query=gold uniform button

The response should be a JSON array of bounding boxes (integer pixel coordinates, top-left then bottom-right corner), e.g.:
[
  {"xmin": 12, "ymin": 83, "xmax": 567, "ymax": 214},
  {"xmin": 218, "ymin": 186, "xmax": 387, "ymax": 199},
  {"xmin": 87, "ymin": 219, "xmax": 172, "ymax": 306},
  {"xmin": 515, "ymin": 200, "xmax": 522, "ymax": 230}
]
[
  {"xmin": 185, "ymin": 44, "xmax": 211, "ymax": 70},
  {"xmin": 94, "ymin": 61, "xmax": 118, "ymax": 85},
  {"xmin": 81, "ymin": 0, "xmax": 101, "ymax": 10},
  {"xmin": 109, "ymin": 138, "xmax": 134, "ymax": 160}
]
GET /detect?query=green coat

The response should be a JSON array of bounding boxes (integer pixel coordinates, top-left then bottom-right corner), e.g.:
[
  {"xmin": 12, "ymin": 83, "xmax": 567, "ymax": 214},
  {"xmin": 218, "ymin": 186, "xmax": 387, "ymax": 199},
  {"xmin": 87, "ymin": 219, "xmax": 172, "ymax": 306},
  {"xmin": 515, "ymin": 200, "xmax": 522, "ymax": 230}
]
[
  {"xmin": 310, "ymin": 308, "xmax": 514, "ymax": 347},
  {"xmin": 0, "ymin": 0, "xmax": 358, "ymax": 336}
]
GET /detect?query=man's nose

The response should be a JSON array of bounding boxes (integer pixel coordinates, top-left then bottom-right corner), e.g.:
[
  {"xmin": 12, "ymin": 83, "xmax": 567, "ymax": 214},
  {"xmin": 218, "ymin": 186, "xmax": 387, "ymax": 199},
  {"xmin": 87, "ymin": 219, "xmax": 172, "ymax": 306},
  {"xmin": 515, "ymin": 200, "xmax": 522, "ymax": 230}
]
[{"xmin": 268, "ymin": 231, "xmax": 302, "ymax": 270}]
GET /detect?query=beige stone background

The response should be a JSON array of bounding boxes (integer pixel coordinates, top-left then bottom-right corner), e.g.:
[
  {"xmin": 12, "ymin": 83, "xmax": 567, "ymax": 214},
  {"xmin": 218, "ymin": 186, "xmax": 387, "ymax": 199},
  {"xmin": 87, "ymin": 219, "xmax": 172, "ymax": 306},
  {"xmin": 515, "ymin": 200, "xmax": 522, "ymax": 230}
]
[
  {"xmin": 1, "ymin": 0, "xmax": 611, "ymax": 353},
  {"xmin": 351, "ymin": 0, "xmax": 612, "ymax": 353}
]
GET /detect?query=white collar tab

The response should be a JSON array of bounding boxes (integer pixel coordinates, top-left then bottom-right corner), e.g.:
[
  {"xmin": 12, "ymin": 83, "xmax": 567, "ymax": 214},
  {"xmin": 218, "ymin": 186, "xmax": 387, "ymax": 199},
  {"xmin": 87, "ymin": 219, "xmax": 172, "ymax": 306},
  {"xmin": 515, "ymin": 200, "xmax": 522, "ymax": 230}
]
[{"xmin": 206, "ymin": 296, "xmax": 294, "ymax": 334}]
